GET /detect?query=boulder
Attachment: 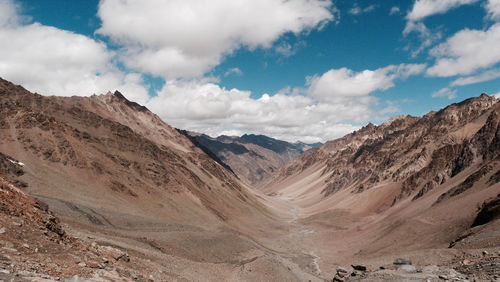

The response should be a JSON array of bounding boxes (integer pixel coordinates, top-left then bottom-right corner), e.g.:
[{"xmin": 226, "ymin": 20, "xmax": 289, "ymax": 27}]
[
  {"xmin": 394, "ymin": 258, "xmax": 412, "ymax": 265},
  {"xmin": 351, "ymin": 264, "xmax": 367, "ymax": 271},
  {"xmin": 336, "ymin": 266, "xmax": 348, "ymax": 273}
]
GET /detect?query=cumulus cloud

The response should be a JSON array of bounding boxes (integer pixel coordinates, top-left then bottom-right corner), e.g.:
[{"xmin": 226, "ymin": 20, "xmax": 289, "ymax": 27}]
[
  {"xmin": 144, "ymin": 63, "xmax": 424, "ymax": 142},
  {"xmin": 97, "ymin": 0, "xmax": 335, "ymax": 80},
  {"xmin": 427, "ymin": 24, "xmax": 500, "ymax": 77},
  {"xmin": 0, "ymin": 0, "xmax": 21, "ymax": 26},
  {"xmin": 406, "ymin": 0, "xmax": 478, "ymax": 22},
  {"xmin": 486, "ymin": 0, "xmax": 500, "ymax": 21},
  {"xmin": 432, "ymin": 87, "xmax": 457, "ymax": 99},
  {"xmin": 144, "ymin": 80, "xmax": 370, "ymax": 142},
  {"xmin": 0, "ymin": 0, "xmax": 424, "ymax": 143},
  {"xmin": 404, "ymin": 0, "xmax": 477, "ymax": 57},
  {"xmin": 306, "ymin": 64, "xmax": 426, "ymax": 99},
  {"xmin": 0, "ymin": 0, "xmax": 149, "ymax": 103},
  {"xmin": 349, "ymin": 3, "xmax": 377, "ymax": 16},
  {"xmin": 450, "ymin": 69, "xmax": 500, "ymax": 86}
]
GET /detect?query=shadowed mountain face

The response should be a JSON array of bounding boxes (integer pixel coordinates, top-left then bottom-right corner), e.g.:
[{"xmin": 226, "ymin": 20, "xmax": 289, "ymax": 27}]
[{"xmin": 186, "ymin": 132, "xmax": 321, "ymax": 186}]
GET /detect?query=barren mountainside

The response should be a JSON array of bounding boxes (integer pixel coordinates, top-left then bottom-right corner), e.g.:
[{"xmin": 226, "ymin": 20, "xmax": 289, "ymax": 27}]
[
  {"xmin": 267, "ymin": 93, "xmax": 500, "ymax": 205},
  {"xmin": 261, "ymin": 94, "xmax": 500, "ymax": 279},
  {"xmin": 0, "ymin": 78, "xmax": 323, "ymax": 281},
  {"xmin": 184, "ymin": 132, "xmax": 321, "ymax": 186},
  {"xmin": 0, "ymin": 76, "xmax": 499, "ymax": 281}
]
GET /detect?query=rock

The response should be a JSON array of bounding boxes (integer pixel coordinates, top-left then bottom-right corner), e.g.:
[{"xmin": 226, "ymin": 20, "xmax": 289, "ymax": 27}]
[
  {"xmin": 77, "ymin": 262, "xmax": 86, "ymax": 267},
  {"xmin": 130, "ymin": 272, "xmax": 138, "ymax": 280},
  {"xmin": 439, "ymin": 274, "xmax": 448, "ymax": 280},
  {"xmin": 86, "ymin": 261, "xmax": 100, "ymax": 268},
  {"xmin": 350, "ymin": 270, "xmax": 363, "ymax": 277},
  {"xmin": 399, "ymin": 265, "xmax": 416, "ymax": 272},
  {"xmin": 0, "ymin": 227, "xmax": 5, "ymax": 234},
  {"xmin": 394, "ymin": 258, "xmax": 412, "ymax": 265},
  {"xmin": 100, "ymin": 246, "xmax": 129, "ymax": 262},
  {"xmin": 0, "ymin": 269, "xmax": 10, "ymax": 274},
  {"xmin": 66, "ymin": 275, "xmax": 82, "ymax": 282},
  {"xmin": 482, "ymin": 250, "xmax": 489, "ymax": 256},
  {"xmin": 351, "ymin": 264, "xmax": 367, "ymax": 271},
  {"xmin": 463, "ymin": 259, "xmax": 471, "ymax": 265},
  {"xmin": 336, "ymin": 266, "xmax": 348, "ymax": 273},
  {"xmin": 90, "ymin": 242, "xmax": 98, "ymax": 249},
  {"xmin": 332, "ymin": 274, "xmax": 344, "ymax": 282}
]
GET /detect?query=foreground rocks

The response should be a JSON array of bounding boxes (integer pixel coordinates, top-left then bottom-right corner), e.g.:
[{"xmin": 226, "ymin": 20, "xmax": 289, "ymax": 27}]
[
  {"xmin": 0, "ymin": 177, "xmax": 141, "ymax": 281},
  {"xmin": 332, "ymin": 254, "xmax": 500, "ymax": 281}
]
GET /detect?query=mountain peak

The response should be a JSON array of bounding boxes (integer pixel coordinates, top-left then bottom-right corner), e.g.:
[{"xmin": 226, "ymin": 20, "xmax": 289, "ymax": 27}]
[{"xmin": 111, "ymin": 90, "xmax": 148, "ymax": 112}]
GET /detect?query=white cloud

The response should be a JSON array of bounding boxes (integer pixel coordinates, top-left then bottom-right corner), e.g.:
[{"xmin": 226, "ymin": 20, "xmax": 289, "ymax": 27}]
[
  {"xmin": 389, "ymin": 6, "xmax": 400, "ymax": 15},
  {"xmin": 224, "ymin": 67, "xmax": 243, "ymax": 77},
  {"xmin": 306, "ymin": 64, "xmax": 426, "ymax": 99},
  {"xmin": 145, "ymin": 79, "xmax": 371, "ymax": 142},
  {"xmin": 403, "ymin": 21, "xmax": 442, "ymax": 58},
  {"xmin": 349, "ymin": 3, "xmax": 377, "ymax": 16},
  {"xmin": 97, "ymin": 0, "xmax": 335, "ymax": 80},
  {"xmin": 450, "ymin": 69, "xmax": 500, "ymax": 86},
  {"xmin": 432, "ymin": 87, "xmax": 457, "ymax": 99},
  {"xmin": 145, "ymin": 63, "xmax": 422, "ymax": 142},
  {"xmin": 486, "ymin": 0, "xmax": 500, "ymax": 21},
  {"xmin": 493, "ymin": 91, "xmax": 500, "ymax": 98},
  {"xmin": 404, "ymin": 0, "xmax": 477, "ymax": 57},
  {"xmin": 427, "ymin": 24, "xmax": 500, "ymax": 77},
  {"xmin": 407, "ymin": 0, "xmax": 478, "ymax": 22},
  {"xmin": 0, "ymin": 0, "xmax": 149, "ymax": 103},
  {"xmin": 0, "ymin": 0, "xmax": 18, "ymax": 27}
]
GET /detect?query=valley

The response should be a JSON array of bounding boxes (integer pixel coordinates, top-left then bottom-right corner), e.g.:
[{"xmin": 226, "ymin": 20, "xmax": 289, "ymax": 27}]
[{"xmin": 0, "ymin": 77, "xmax": 499, "ymax": 281}]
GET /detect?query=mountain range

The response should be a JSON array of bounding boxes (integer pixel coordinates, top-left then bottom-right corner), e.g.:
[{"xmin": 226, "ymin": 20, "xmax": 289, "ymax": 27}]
[
  {"xmin": 182, "ymin": 132, "xmax": 321, "ymax": 186},
  {"xmin": 0, "ymin": 77, "xmax": 499, "ymax": 281}
]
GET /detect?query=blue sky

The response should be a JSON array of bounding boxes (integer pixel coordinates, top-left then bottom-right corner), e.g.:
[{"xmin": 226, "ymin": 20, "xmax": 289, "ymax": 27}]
[{"xmin": 1, "ymin": 0, "xmax": 500, "ymax": 142}]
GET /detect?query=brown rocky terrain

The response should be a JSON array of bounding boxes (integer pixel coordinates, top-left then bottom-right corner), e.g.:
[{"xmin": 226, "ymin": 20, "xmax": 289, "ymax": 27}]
[
  {"xmin": 0, "ymin": 78, "xmax": 321, "ymax": 281},
  {"xmin": 183, "ymin": 132, "xmax": 320, "ymax": 186},
  {"xmin": 262, "ymin": 93, "xmax": 500, "ymax": 280},
  {"xmin": 1, "ymin": 75, "xmax": 500, "ymax": 281}
]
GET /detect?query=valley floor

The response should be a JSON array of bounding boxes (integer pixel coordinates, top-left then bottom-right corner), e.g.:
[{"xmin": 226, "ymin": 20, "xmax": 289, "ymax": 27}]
[{"xmin": 1, "ymin": 171, "xmax": 500, "ymax": 281}]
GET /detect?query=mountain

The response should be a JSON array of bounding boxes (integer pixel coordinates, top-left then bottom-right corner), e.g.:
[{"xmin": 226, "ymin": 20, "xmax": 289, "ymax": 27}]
[
  {"xmin": 0, "ymin": 78, "xmax": 321, "ymax": 281},
  {"xmin": 262, "ymin": 93, "xmax": 500, "ymax": 273},
  {"xmin": 1, "ymin": 76, "xmax": 499, "ymax": 281},
  {"xmin": 184, "ymin": 132, "xmax": 321, "ymax": 186}
]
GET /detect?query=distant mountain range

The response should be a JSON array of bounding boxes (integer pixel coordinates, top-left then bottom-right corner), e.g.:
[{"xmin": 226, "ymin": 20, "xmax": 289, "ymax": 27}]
[{"xmin": 181, "ymin": 132, "xmax": 321, "ymax": 186}]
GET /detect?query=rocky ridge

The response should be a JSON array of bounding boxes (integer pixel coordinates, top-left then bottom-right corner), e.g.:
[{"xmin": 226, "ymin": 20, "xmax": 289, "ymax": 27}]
[
  {"xmin": 186, "ymin": 132, "xmax": 321, "ymax": 186},
  {"xmin": 270, "ymin": 94, "xmax": 500, "ymax": 205}
]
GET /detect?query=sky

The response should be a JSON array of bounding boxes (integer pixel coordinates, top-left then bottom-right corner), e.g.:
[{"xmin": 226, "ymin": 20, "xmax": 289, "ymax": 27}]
[{"xmin": 1, "ymin": 0, "xmax": 500, "ymax": 143}]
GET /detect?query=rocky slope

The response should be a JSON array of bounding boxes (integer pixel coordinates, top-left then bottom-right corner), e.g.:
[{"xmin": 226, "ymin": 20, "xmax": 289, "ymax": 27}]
[
  {"xmin": 1, "ymin": 76, "xmax": 499, "ymax": 281},
  {"xmin": 0, "ymin": 77, "xmax": 321, "ymax": 281},
  {"xmin": 262, "ymin": 93, "xmax": 500, "ymax": 280},
  {"xmin": 267, "ymin": 93, "xmax": 500, "ymax": 204},
  {"xmin": 184, "ymin": 132, "xmax": 320, "ymax": 186}
]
